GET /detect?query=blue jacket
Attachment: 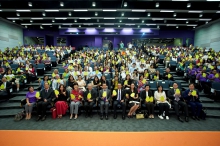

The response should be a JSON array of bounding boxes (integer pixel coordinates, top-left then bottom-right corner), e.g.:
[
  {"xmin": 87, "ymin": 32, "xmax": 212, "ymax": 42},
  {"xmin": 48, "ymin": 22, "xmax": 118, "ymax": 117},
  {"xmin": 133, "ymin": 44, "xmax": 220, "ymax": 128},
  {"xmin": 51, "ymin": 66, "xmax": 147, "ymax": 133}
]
[{"xmin": 183, "ymin": 89, "xmax": 200, "ymax": 102}]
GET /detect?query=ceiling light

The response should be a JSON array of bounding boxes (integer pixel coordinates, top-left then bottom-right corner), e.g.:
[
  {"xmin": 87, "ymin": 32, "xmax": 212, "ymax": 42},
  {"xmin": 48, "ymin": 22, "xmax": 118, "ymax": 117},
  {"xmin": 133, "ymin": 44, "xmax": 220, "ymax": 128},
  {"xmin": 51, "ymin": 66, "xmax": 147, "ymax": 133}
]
[
  {"xmin": 128, "ymin": 18, "xmax": 140, "ymax": 19},
  {"xmin": 59, "ymin": 25, "xmax": 61, "ymax": 28},
  {"xmin": 132, "ymin": 9, "xmax": 146, "ymax": 12},
  {"xmin": 83, "ymin": 23, "xmax": 93, "ymax": 25},
  {"xmin": 119, "ymin": 20, "xmax": 122, "ymax": 22},
  {"xmin": 79, "ymin": 18, "xmax": 91, "ymax": 19},
  {"xmin": 74, "ymin": 19, "xmax": 77, "ymax": 22},
  {"xmin": 193, "ymin": 26, "xmax": 195, "ymax": 28},
  {"xmin": 73, "ymin": 9, "xmax": 88, "ymax": 11},
  {"xmin": 118, "ymin": 25, "xmax": 120, "ymax": 27},
  {"xmin": 187, "ymin": 3, "xmax": 191, "ymax": 8},
  {"xmin": 62, "ymin": 23, "xmax": 72, "ymax": 25},
  {"xmin": 124, "ymin": 2, "xmax": 127, "ymax": 7},
  {"xmin": 103, "ymin": 9, "xmax": 117, "ymax": 11},
  {"xmin": 164, "ymin": 20, "xmax": 167, "ymax": 23},
  {"xmin": 0, "ymin": 10, "xmax": 2, "ymax": 11},
  {"xmin": 187, "ymin": 25, "xmax": 197, "ymax": 26},
  {"xmin": 157, "ymin": 25, "xmax": 160, "ymax": 28},
  {"xmin": 199, "ymin": 14, "xmax": 203, "ymax": 17},
  {"xmin": 16, "ymin": 12, "xmax": 20, "ymax": 16},
  {"xmin": 176, "ymin": 19, "xmax": 187, "ymax": 20},
  {"xmin": 95, "ymin": 12, "xmax": 98, "ymax": 16},
  {"xmin": 125, "ymin": 24, "xmax": 135, "ymax": 25},
  {"xmin": 142, "ymin": 20, "xmax": 144, "ymax": 23},
  {"xmin": 42, "ymin": 12, "xmax": 46, "ymax": 16},
  {"xmin": 206, "ymin": 0, "xmax": 220, "ymax": 1},
  {"xmin": 28, "ymin": 2, "xmax": 32, "ymax": 7},
  {"xmin": 188, "ymin": 11, "xmax": 202, "ymax": 13},
  {"xmin": 30, "ymin": 20, "xmax": 33, "ymax": 22},
  {"xmin": 176, "ymin": 26, "xmax": 179, "ymax": 28},
  {"xmin": 148, "ymin": 13, "xmax": 151, "ymax": 16},
  {"xmin": 173, "ymin": 13, "xmax": 177, "ymax": 17},
  {"xmin": 25, "ymin": 25, "xmax": 28, "ymax": 28},
  {"xmin": 92, "ymin": 2, "xmax": 96, "ymax": 7},
  {"xmin": 206, "ymin": 21, "xmax": 209, "ymax": 24},
  {"xmin": 7, "ymin": 18, "xmax": 19, "ymax": 19},
  {"xmin": 68, "ymin": 12, "xmax": 71, "ymax": 16},
  {"xmin": 216, "ymin": 11, "xmax": 220, "ymax": 13},
  {"xmin": 104, "ymin": 23, "xmax": 114, "ymax": 25},
  {"xmin": 167, "ymin": 24, "xmax": 177, "ymax": 26},
  {"xmin": 146, "ymin": 24, "xmax": 156, "ymax": 25},
  {"xmin": 55, "ymin": 18, "xmax": 67, "ymax": 19},
  {"xmin": 121, "ymin": 12, "xmax": 124, "ymax": 16},
  {"xmin": 152, "ymin": 18, "xmax": 164, "ymax": 20},
  {"xmin": 156, "ymin": 2, "xmax": 159, "ymax": 7},
  {"xmin": 12, "ymin": 20, "xmax": 15, "ymax": 23},
  {"xmin": 160, "ymin": 10, "xmax": 174, "ymax": 12},
  {"xmin": 21, "ymin": 24, "xmax": 32, "ymax": 25},
  {"xmin": 99, "ymin": 25, "xmax": 101, "ymax": 27},
  {"xmin": 45, "ymin": 10, "xmax": 59, "ymax": 12},
  {"xmin": 31, "ymin": 18, "xmax": 43, "ymax": 19},
  {"xmin": 199, "ymin": 19, "xmax": 211, "ymax": 21},
  {"xmin": 60, "ymin": 2, "xmax": 64, "ymax": 7},
  {"xmin": 172, "ymin": 0, "xmax": 189, "ymax": 1},
  {"xmin": 138, "ymin": 25, "xmax": 140, "ymax": 28},
  {"xmin": 186, "ymin": 21, "xmax": 189, "ymax": 23},
  {"xmin": 42, "ymin": 24, "xmax": 52, "ymax": 25},
  {"xmin": 52, "ymin": 20, "xmax": 55, "ymax": 22},
  {"xmin": 79, "ymin": 25, "xmax": 81, "ymax": 27},
  {"xmin": 104, "ymin": 18, "xmax": 115, "ymax": 19},
  {"xmin": 16, "ymin": 10, "xmax": 31, "ymax": 12}
]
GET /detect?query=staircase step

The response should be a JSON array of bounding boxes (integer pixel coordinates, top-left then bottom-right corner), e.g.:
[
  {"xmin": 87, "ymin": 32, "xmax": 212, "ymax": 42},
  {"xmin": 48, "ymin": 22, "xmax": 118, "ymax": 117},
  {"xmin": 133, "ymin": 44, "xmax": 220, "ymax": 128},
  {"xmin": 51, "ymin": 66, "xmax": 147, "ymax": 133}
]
[
  {"xmin": 9, "ymin": 96, "xmax": 25, "ymax": 102},
  {"xmin": 202, "ymin": 102, "xmax": 220, "ymax": 110},
  {"xmin": 26, "ymin": 83, "xmax": 39, "ymax": 86},
  {"xmin": 0, "ymin": 109, "xmax": 22, "ymax": 118},
  {"xmin": 200, "ymin": 97, "xmax": 214, "ymax": 103},
  {"xmin": 14, "ymin": 91, "xmax": 27, "ymax": 96},
  {"xmin": 0, "ymin": 102, "xmax": 22, "ymax": 109},
  {"xmin": 206, "ymin": 109, "xmax": 220, "ymax": 118}
]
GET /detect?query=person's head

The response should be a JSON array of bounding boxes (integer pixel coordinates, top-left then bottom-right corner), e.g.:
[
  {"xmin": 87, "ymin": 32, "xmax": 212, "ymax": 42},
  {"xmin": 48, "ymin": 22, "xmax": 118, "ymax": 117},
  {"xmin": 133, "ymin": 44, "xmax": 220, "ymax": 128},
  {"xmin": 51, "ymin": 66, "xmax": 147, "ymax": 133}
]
[
  {"xmin": 94, "ymin": 66, "xmax": 97, "ymax": 70},
  {"xmin": 166, "ymin": 68, "xmax": 170, "ymax": 73},
  {"xmin": 213, "ymin": 70, "xmax": 217, "ymax": 74},
  {"xmin": 117, "ymin": 83, "xmax": 122, "ymax": 89},
  {"xmin": 2, "ymin": 77, "xmax": 6, "ymax": 82},
  {"xmin": 145, "ymin": 84, "xmax": 150, "ymax": 91},
  {"xmin": 7, "ymin": 70, "xmax": 12, "ymax": 75},
  {"xmin": 44, "ymin": 75, "xmax": 48, "ymax": 81},
  {"xmin": 54, "ymin": 69, "xmax": 58, "ymax": 74},
  {"xmin": 78, "ymin": 75, "xmax": 82, "ymax": 80},
  {"xmin": 29, "ymin": 64, "xmax": 33, "ymax": 68},
  {"xmin": 101, "ymin": 75, "xmax": 106, "ymax": 80},
  {"xmin": 73, "ymin": 83, "xmax": 79, "ymax": 90},
  {"xmin": 126, "ymin": 74, "xmax": 130, "ymax": 80},
  {"xmin": 139, "ymin": 74, "xmax": 144, "ymax": 80},
  {"xmin": 28, "ymin": 86, "xmax": 34, "ymax": 92},
  {"xmin": 130, "ymin": 83, "xmax": 135, "ymax": 90},
  {"xmin": 55, "ymin": 74, "xmax": 60, "ymax": 79},
  {"xmin": 44, "ymin": 82, "xmax": 49, "ymax": 89},
  {"xmin": 87, "ymin": 83, "xmax": 92, "ymax": 90},
  {"xmin": 65, "ymin": 68, "xmax": 68, "ymax": 73},
  {"xmin": 157, "ymin": 85, "xmax": 163, "ymax": 92},
  {"xmin": 189, "ymin": 83, "xmax": 195, "ymax": 90},
  {"xmin": 156, "ymin": 70, "xmax": 160, "ymax": 75},
  {"xmin": 69, "ymin": 75, "xmax": 74, "ymax": 81},
  {"xmin": 102, "ymin": 83, "xmax": 107, "ymax": 89},
  {"xmin": 94, "ymin": 76, "xmax": 99, "ymax": 82},
  {"xmin": 173, "ymin": 82, "xmax": 178, "ymax": 89},
  {"xmin": 132, "ymin": 63, "xmax": 136, "ymax": 68},
  {"xmin": 59, "ymin": 84, "xmax": 66, "ymax": 92}
]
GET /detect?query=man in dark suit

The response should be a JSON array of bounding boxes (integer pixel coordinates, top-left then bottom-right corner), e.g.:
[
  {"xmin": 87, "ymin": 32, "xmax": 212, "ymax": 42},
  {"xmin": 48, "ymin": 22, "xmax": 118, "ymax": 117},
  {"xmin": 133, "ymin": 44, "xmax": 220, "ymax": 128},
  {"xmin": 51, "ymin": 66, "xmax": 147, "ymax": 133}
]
[
  {"xmin": 140, "ymin": 84, "xmax": 154, "ymax": 118},
  {"xmin": 183, "ymin": 83, "xmax": 202, "ymax": 120},
  {"xmin": 112, "ymin": 83, "xmax": 126, "ymax": 120},
  {"xmin": 0, "ymin": 77, "xmax": 12, "ymax": 100},
  {"xmin": 108, "ymin": 41, "xmax": 113, "ymax": 50},
  {"xmin": 99, "ymin": 83, "xmax": 111, "ymax": 120},
  {"xmin": 36, "ymin": 82, "xmax": 55, "ymax": 121},
  {"xmin": 84, "ymin": 83, "xmax": 97, "ymax": 118},
  {"xmin": 163, "ymin": 68, "xmax": 174, "ymax": 81},
  {"xmin": 168, "ymin": 82, "xmax": 189, "ymax": 122}
]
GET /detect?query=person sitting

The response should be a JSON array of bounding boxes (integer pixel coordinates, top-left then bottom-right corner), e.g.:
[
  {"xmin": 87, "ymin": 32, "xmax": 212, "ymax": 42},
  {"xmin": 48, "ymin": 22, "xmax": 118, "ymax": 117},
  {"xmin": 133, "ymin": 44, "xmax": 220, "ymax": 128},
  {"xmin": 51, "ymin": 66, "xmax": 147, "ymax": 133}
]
[
  {"xmin": 183, "ymin": 83, "xmax": 202, "ymax": 120},
  {"xmin": 76, "ymin": 75, "xmax": 86, "ymax": 91},
  {"xmin": 163, "ymin": 68, "xmax": 174, "ymax": 81},
  {"xmin": 55, "ymin": 84, "xmax": 68, "ymax": 119},
  {"xmin": 126, "ymin": 83, "xmax": 139, "ymax": 118},
  {"xmin": 70, "ymin": 84, "xmax": 83, "ymax": 120},
  {"xmin": 38, "ymin": 75, "xmax": 50, "ymax": 90},
  {"xmin": 112, "ymin": 83, "xmax": 126, "ymax": 120},
  {"xmin": 66, "ymin": 75, "xmax": 76, "ymax": 92},
  {"xmin": 154, "ymin": 85, "xmax": 170, "ymax": 120},
  {"xmin": 25, "ymin": 86, "xmax": 37, "ymax": 120},
  {"xmin": 153, "ymin": 70, "xmax": 162, "ymax": 81},
  {"xmin": 83, "ymin": 83, "xmax": 97, "ymax": 118},
  {"xmin": 138, "ymin": 75, "xmax": 147, "ymax": 93},
  {"xmin": 26, "ymin": 64, "xmax": 36, "ymax": 83},
  {"xmin": 99, "ymin": 83, "xmax": 111, "ymax": 120},
  {"xmin": 52, "ymin": 75, "xmax": 64, "ymax": 90},
  {"xmin": 140, "ymin": 84, "xmax": 155, "ymax": 119},
  {"xmin": 168, "ymin": 83, "xmax": 189, "ymax": 122},
  {"xmin": 36, "ymin": 82, "xmax": 55, "ymax": 121},
  {"xmin": 123, "ymin": 74, "xmax": 133, "ymax": 90},
  {"xmin": 0, "ymin": 77, "xmax": 12, "ymax": 100}
]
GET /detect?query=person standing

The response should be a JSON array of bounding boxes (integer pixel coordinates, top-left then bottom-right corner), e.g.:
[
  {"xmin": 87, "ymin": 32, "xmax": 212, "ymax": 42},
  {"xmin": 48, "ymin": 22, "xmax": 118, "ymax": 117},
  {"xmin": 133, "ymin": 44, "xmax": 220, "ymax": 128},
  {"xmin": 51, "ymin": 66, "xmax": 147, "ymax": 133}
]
[
  {"xmin": 108, "ymin": 41, "xmax": 113, "ymax": 50},
  {"xmin": 120, "ymin": 41, "xmax": 124, "ymax": 49}
]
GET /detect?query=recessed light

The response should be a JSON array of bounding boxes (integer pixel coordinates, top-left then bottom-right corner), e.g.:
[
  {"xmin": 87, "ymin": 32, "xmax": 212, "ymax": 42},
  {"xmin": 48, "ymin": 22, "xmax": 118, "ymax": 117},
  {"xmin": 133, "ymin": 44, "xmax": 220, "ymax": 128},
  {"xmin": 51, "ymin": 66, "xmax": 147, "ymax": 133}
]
[
  {"xmin": 156, "ymin": 2, "xmax": 159, "ymax": 7},
  {"xmin": 16, "ymin": 12, "xmax": 20, "ymax": 16},
  {"xmin": 12, "ymin": 20, "xmax": 15, "ymax": 22},
  {"xmin": 99, "ymin": 25, "xmax": 101, "ymax": 27},
  {"xmin": 121, "ymin": 12, "xmax": 124, "ymax": 16},
  {"xmin": 148, "ymin": 13, "xmax": 151, "ymax": 16},
  {"xmin": 42, "ymin": 12, "xmax": 46, "ymax": 16},
  {"xmin": 173, "ymin": 13, "xmax": 177, "ymax": 17},
  {"xmin": 74, "ymin": 19, "xmax": 77, "ymax": 22},
  {"xmin": 186, "ymin": 21, "xmax": 189, "ymax": 23},
  {"xmin": 118, "ymin": 25, "xmax": 120, "ymax": 27},
  {"xmin": 206, "ymin": 21, "xmax": 208, "ymax": 24},
  {"xmin": 176, "ymin": 26, "xmax": 179, "ymax": 28},
  {"xmin": 28, "ymin": 2, "xmax": 32, "ymax": 7},
  {"xmin": 199, "ymin": 14, "xmax": 203, "ymax": 17},
  {"xmin": 52, "ymin": 20, "xmax": 55, "ymax": 22},
  {"xmin": 119, "ymin": 20, "xmax": 122, "ymax": 22},
  {"xmin": 25, "ymin": 25, "xmax": 28, "ymax": 28},
  {"xmin": 60, "ymin": 2, "xmax": 64, "ymax": 7},
  {"xmin": 92, "ymin": 2, "xmax": 96, "ymax": 7},
  {"xmin": 68, "ymin": 12, "xmax": 71, "ymax": 16},
  {"xmin": 142, "ymin": 20, "xmax": 144, "ymax": 23},
  {"xmin": 124, "ymin": 2, "xmax": 127, "ymax": 7},
  {"xmin": 138, "ymin": 25, "xmax": 140, "ymax": 28},
  {"xmin": 95, "ymin": 12, "xmax": 98, "ymax": 16},
  {"xmin": 187, "ymin": 3, "xmax": 191, "ymax": 8}
]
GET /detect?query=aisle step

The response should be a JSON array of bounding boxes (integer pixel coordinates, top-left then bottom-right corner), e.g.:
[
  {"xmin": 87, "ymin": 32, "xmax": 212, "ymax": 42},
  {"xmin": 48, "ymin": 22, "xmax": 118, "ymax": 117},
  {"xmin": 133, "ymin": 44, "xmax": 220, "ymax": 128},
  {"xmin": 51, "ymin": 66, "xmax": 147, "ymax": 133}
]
[
  {"xmin": 0, "ymin": 102, "xmax": 21, "ymax": 109},
  {"xmin": 9, "ymin": 96, "xmax": 25, "ymax": 102},
  {"xmin": 202, "ymin": 103, "xmax": 220, "ymax": 110},
  {"xmin": 0, "ymin": 109, "xmax": 22, "ymax": 118}
]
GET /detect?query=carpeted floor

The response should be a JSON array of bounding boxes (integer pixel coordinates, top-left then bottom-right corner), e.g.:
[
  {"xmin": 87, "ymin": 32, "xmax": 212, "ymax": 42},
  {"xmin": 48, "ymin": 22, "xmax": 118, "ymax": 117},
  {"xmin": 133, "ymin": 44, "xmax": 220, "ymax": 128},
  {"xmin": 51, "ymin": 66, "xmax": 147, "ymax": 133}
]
[{"xmin": 0, "ymin": 115, "xmax": 219, "ymax": 131}]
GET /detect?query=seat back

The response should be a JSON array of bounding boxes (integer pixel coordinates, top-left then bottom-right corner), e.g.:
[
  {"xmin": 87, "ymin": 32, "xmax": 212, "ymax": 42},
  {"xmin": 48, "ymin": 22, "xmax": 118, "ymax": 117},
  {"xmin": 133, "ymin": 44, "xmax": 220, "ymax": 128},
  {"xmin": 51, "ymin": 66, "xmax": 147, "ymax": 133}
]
[
  {"xmin": 148, "ymin": 81, "xmax": 157, "ymax": 89},
  {"xmin": 212, "ymin": 82, "xmax": 220, "ymax": 90},
  {"xmin": 158, "ymin": 80, "xmax": 170, "ymax": 89}
]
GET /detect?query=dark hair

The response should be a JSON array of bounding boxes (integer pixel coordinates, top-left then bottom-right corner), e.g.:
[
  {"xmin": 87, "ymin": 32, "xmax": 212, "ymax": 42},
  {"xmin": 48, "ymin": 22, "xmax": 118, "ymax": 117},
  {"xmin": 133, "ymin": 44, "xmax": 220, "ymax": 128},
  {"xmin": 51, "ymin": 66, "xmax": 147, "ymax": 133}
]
[
  {"xmin": 59, "ymin": 84, "xmax": 66, "ymax": 92},
  {"xmin": 145, "ymin": 84, "xmax": 150, "ymax": 88},
  {"xmin": 189, "ymin": 83, "xmax": 194, "ymax": 87},
  {"xmin": 28, "ymin": 86, "xmax": 34, "ymax": 91},
  {"xmin": 157, "ymin": 85, "xmax": 163, "ymax": 92},
  {"xmin": 139, "ymin": 74, "xmax": 144, "ymax": 80},
  {"xmin": 43, "ymin": 75, "xmax": 48, "ymax": 81},
  {"xmin": 68, "ymin": 75, "xmax": 74, "ymax": 81}
]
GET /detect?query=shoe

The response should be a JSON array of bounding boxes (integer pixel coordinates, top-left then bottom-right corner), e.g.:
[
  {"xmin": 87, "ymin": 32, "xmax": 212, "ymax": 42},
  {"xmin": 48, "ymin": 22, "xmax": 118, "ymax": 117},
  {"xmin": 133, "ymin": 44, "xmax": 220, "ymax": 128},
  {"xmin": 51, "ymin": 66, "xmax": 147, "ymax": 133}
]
[
  {"xmin": 127, "ymin": 115, "xmax": 130, "ymax": 118},
  {"xmin": 152, "ymin": 115, "xmax": 154, "ymax": 119},
  {"xmin": 100, "ymin": 115, "xmax": 104, "ymax": 120},
  {"xmin": 158, "ymin": 115, "xmax": 164, "ymax": 119},
  {"xmin": 192, "ymin": 116, "xmax": 196, "ymax": 120},
  {"xmin": 70, "ymin": 115, "xmax": 73, "ymax": 120},
  {"xmin": 185, "ymin": 117, "xmax": 189, "ymax": 122},
  {"xmin": 122, "ymin": 115, "xmax": 125, "ymax": 120},
  {"xmin": 178, "ymin": 117, "xmax": 184, "ymax": 122},
  {"xmin": 149, "ymin": 115, "xmax": 152, "ymax": 119},
  {"xmin": 162, "ymin": 111, "xmax": 165, "ymax": 117},
  {"xmin": 166, "ymin": 116, "xmax": 169, "ymax": 120},
  {"xmin": 195, "ymin": 116, "xmax": 200, "ymax": 121},
  {"xmin": 113, "ymin": 114, "xmax": 117, "ymax": 119},
  {"xmin": 105, "ymin": 115, "xmax": 108, "ymax": 120},
  {"xmin": 36, "ymin": 116, "xmax": 41, "ymax": 121},
  {"xmin": 74, "ymin": 117, "xmax": 77, "ymax": 120},
  {"xmin": 41, "ymin": 116, "xmax": 46, "ymax": 121}
]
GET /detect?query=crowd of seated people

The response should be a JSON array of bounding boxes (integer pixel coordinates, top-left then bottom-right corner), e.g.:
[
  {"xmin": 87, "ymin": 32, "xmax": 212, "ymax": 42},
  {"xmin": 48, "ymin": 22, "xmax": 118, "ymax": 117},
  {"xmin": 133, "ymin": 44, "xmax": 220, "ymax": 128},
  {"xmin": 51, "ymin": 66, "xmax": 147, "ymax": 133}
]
[{"xmin": 1, "ymin": 44, "xmax": 214, "ymax": 122}]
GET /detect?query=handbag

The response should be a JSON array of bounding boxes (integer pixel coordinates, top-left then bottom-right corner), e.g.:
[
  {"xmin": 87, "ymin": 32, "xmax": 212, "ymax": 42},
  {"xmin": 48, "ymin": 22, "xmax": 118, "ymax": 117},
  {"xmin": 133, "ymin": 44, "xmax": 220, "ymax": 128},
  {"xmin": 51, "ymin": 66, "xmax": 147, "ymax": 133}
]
[
  {"xmin": 50, "ymin": 107, "xmax": 57, "ymax": 119},
  {"xmin": 136, "ymin": 113, "xmax": 145, "ymax": 119}
]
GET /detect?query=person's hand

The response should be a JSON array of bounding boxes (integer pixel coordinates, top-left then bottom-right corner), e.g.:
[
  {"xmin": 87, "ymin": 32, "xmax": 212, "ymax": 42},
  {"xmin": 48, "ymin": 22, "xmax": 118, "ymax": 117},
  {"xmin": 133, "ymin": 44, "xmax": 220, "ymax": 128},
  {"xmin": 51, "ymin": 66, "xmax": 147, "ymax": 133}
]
[
  {"xmin": 105, "ymin": 100, "xmax": 108, "ymax": 102},
  {"xmin": 195, "ymin": 95, "xmax": 198, "ymax": 98},
  {"xmin": 44, "ymin": 99, "xmax": 47, "ymax": 102},
  {"xmin": 56, "ymin": 95, "xmax": 58, "ymax": 98},
  {"xmin": 28, "ymin": 103, "xmax": 31, "ymax": 106},
  {"xmin": 165, "ymin": 75, "xmax": 168, "ymax": 77},
  {"xmin": 188, "ymin": 92, "xmax": 192, "ymax": 96},
  {"xmin": 63, "ymin": 92, "xmax": 66, "ymax": 95},
  {"xmin": 121, "ymin": 100, "xmax": 124, "ymax": 102}
]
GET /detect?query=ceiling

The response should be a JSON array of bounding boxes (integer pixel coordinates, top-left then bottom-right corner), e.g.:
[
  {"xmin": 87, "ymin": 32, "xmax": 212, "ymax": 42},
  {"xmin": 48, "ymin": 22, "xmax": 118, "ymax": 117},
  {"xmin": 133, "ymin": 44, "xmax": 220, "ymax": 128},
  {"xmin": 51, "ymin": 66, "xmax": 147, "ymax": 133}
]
[{"xmin": 0, "ymin": 0, "xmax": 220, "ymax": 30}]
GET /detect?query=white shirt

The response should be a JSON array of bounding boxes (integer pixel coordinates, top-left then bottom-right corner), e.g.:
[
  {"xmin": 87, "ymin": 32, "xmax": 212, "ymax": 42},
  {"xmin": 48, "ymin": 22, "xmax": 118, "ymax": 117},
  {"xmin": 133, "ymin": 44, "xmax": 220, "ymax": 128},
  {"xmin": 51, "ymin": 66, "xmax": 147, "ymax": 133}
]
[
  {"xmin": 154, "ymin": 91, "xmax": 167, "ymax": 104},
  {"xmin": 52, "ymin": 79, "xmax": 64, "ymax": 90}
]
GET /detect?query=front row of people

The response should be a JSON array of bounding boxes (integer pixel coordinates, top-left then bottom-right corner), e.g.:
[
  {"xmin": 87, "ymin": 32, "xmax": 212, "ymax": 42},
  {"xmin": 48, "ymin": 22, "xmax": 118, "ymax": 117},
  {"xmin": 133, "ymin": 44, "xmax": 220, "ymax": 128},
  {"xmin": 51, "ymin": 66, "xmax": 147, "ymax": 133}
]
[{"xmin": 25, "ymin": 82, "xmax": 203, "ymax": 122}]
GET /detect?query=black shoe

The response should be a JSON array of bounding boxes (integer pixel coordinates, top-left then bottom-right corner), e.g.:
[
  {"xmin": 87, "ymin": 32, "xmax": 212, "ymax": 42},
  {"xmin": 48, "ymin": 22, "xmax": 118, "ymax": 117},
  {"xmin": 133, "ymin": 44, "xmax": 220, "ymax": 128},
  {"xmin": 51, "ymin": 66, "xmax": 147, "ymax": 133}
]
[
  {"xmin": 105, "ymin": 115, "xmax": 108, "ymax": 120},
  {"xmin": 41, "ymin": 115, "xmax": 46, "ymax": 121},
  {"xmin": 113, "ymin": 114, "xmax": 117, "ymax": 119},
  {"xmin": 100, "ymin": 115, "xmax": 103, "ymax": 120},
  {"xmin": 178, "ymin": 117, "xmax": 184, "ymax": 122},
  {"xmin": 36, "ymin": 116, "xmax": 41, "ymax": 121},
  {"xmin": 122, "ymin": 115, "xmax": 125, "ymax": 120},
  {"xmin": 195, "ymin": 116, "xmax": 200, "ymax": 121},
  {"xmin": 185, "ymin": 117, "xmax": 189, "ymax": 122},
  {"xmin": 192, "ymin": 116, "xmax": 196, "ymax": 120}
]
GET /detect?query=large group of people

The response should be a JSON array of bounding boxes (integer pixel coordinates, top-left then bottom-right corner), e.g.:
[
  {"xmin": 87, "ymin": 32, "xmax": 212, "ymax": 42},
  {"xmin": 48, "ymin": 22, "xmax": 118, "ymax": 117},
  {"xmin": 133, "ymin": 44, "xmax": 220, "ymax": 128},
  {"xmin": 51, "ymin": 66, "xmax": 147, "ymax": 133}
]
[{"xmin": 1, "ymin": 44, "xmax": 216, "ymax": 122}]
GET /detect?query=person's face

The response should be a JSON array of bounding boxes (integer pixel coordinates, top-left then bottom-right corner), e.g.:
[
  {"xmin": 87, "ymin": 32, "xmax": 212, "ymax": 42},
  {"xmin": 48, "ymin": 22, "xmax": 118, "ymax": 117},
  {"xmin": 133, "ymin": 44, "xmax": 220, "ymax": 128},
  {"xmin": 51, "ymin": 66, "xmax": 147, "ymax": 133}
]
[
  {"xmin": 213, "ymin": 70, "xmax": 217, "ymax": 74},
  {"xmin": 88, "ymin": 84, "xmax": 92, "ymax": 90},
  {"xmin": 60, "ymin": 86, "xmax": 64, "ymax": 91},
  {"xmin": 131, "ymin": 84, "xmax": 135, "ymax": 89},
  {"xmin": 44, "ymin": 83, "xmax": 49, "ymax": 89},
  {"xmin": 45, "ymin": 76, "xmax": 48, "ymax": 80},
  {"xmin": 140, "ymin": 76, "xmax": 143, "ymax": 80},
  {"xmin": 70, "ymin": 76, "xmax": 73, "ymax": 80},
  {"xmin": 118, "ymin": 84, "xmax": 122, "ymax": 89},
  {"xmin": 145, "ymin": 86, "xmax": 149, "ymax": 91},
  {"xmin": 78, "ymin": 76, "xmax": 82, "ymax": 80},
  {"xmin": 74, "ymin": 85, "xmax": 79, "ymax": 90},
  {"xmin": 2, "ymin": 78, "xmax": 6, "ymax": 82},
  {"xmin": 56, "ymin": 75, "xmax": 60, "ymax": 79},
  {"xmin": 8, "ymin": 70, "xmax": 11, "ymax": 74},
  {"xmin": 102, "ymin": 84, "xmax": 107, "ymax": 89},
  {"xmin": 173, "ymin": 83, "xmax": 178, "ymax": 89},
  {"xmin": 189, "ymin": 84, "xmax": 194, "ymax": 90},
  {"xmin": 29, "ymin": 87, "xmax": 34, "ymax": 92},
  {"xmin": 158, "ymin": 86, "xmax": 162, "ymax": 91},
  {"xmin": 166, "ymin": 68, "xmax": 170, "ymax": 72}
]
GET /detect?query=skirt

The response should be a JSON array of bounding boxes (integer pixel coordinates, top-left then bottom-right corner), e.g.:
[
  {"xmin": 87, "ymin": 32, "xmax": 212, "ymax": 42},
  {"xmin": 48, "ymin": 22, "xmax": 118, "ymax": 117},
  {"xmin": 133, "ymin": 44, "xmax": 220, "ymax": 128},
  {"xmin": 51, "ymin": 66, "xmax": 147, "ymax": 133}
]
[{"xmin": 55, "ymin": 101, "xmax": 68, "ymax": 115}]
